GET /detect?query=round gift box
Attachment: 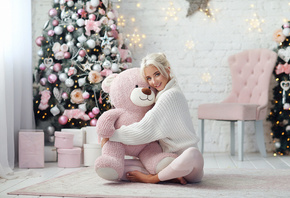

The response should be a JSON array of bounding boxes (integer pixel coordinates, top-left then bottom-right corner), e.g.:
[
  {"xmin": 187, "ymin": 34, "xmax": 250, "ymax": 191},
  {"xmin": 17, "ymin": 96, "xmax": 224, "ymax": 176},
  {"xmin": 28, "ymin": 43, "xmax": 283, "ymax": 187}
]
[{"xmin": 54, "ymin": 132, "xmax": 74, "ymax": 149}]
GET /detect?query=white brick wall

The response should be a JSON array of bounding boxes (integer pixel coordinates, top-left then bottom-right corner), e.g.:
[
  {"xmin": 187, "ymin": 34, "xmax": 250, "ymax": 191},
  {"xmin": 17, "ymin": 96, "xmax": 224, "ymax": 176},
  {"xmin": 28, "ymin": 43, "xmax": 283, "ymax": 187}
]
[{"xmin": 32, "ymin": 0, "xmax": 288, "ymax": 153}]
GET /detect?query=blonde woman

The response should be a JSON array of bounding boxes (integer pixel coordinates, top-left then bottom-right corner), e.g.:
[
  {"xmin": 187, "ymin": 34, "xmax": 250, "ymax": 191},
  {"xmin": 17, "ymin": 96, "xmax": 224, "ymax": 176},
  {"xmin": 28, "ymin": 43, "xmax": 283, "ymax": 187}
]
[{"xmin": 104, "ymin": 53, "xmax": 204, "ymax": 184}]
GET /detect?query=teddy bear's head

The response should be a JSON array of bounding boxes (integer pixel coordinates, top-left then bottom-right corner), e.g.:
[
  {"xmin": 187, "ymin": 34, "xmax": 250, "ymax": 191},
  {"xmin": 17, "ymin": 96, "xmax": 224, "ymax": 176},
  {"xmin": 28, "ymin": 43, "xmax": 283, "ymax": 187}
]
[{"xmin": 101, "ymin": 68, "xmax": 155, "ymax": 112}]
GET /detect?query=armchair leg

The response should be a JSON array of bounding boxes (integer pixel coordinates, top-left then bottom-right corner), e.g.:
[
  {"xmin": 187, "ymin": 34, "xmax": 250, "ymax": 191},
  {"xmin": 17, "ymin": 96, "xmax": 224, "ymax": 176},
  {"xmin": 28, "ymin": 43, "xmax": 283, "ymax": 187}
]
[
  {"xmin": 198, "ymin": 119, "xmax": 204, "ymax": 154},
  {"xmin": 238, "ymin": 120, "xmax": 245, "ymax": 161},
  {"xmin": 255, "ymin": 120, "xmax": 267, "ymax": 157},
  {"xmin": 230, "ymin": 121, "xmax": 235, "ymax": 156}
]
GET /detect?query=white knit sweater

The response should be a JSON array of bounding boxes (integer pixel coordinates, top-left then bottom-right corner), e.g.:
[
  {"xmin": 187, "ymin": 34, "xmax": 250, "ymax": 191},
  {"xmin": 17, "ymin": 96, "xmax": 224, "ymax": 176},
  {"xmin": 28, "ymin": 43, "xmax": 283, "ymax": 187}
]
[{"xmin": 109, "ymin": 77, "xmax": 200, "ymax": 155}]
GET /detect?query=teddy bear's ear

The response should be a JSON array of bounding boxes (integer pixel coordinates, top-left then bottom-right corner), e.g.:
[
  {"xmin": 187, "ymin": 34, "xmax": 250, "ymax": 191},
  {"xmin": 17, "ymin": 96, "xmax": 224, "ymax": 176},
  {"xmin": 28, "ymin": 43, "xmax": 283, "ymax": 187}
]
[{"xmin": 102, "ymin": 74, "xmax": 118, "ymax": 93}]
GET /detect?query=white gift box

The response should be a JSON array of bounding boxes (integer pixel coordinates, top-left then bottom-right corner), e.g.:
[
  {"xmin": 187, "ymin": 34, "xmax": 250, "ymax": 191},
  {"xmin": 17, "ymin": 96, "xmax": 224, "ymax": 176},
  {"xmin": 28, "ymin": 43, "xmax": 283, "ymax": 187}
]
[
  {"xmin": 84, "ymin": 126, "xmax": 98, "ymax": 144},
  {"xmin": 83, "ymin": 144, "xmax": 102, "ymax": 167},
  {"xmin": 44, "ymin": 146, "xmax": 57, "ymax": 162},
  {"xmin": 61, "ymin": 128, "xmax": 86, "ymax": 147}
]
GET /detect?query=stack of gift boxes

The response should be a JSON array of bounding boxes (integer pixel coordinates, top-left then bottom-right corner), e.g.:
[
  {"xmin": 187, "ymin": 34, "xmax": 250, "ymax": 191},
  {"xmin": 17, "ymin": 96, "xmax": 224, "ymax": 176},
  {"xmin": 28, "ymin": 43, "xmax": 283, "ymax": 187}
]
[{"xmin": 18, "ymin": 126, "xmax": 102, "ymax": 168}]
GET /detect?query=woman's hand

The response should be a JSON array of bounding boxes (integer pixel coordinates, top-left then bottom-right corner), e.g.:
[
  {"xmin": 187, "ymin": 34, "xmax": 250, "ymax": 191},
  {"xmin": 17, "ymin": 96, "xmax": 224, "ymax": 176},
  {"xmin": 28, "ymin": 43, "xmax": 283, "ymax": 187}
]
[{"xmin": 101, "ymin": 138, "xmax": 109, "ymax": 147}]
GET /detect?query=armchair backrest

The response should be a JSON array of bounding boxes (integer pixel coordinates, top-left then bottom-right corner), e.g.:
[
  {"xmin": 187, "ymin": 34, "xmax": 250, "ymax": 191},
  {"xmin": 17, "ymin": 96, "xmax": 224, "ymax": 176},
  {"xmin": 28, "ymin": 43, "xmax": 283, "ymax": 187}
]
[{"xmin": 223, "ymin": 49, "xmax": 277, "ymax": 119}]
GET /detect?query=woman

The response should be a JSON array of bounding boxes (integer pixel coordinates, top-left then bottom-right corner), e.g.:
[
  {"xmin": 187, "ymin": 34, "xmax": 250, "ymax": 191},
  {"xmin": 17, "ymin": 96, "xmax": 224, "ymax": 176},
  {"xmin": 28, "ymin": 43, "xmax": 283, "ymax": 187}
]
[{"xmin": 104, "ymin": 53, "xmax": 204, "ymax": 184}]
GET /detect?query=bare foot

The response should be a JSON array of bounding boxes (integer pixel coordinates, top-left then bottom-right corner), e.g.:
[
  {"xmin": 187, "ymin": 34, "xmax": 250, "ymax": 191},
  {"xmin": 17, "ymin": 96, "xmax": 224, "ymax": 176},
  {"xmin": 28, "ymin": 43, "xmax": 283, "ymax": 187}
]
[
  {"xmin": 169, "ymin": 177, "xmax": 187, "ymax": 185},
  {"xmin": 126, "ymin": 171, "xmax": 160, "ymax": 184}
]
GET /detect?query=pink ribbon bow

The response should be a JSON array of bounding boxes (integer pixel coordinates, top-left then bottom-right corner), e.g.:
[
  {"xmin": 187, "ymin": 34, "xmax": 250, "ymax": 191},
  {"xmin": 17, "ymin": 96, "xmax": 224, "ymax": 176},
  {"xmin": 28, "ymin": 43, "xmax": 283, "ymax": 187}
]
[
  {"xmin": 276, "ymin": 63, "xmax": 290, "ymax": 75},
  {"xmin": 85, "ymin": 20, "xmax": 101, "ymax": 36},
  {"xmin": 63, "ymin": 109, "xmax": 90, "ymax": 121}
]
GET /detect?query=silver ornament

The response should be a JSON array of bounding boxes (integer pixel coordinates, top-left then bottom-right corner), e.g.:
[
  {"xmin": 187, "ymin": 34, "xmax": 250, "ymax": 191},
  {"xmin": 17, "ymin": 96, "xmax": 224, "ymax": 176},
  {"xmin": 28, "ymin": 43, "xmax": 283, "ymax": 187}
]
[
  {"xmin": 103, "ymin": 46, "xmax": 111, "ymax": 55},
  {"xmin": 275, "ymin": 142, "xmax": 281, "ymax": 148},
  {"xmin": 78, "ymin": 103, "xmax": 87, "ymax": 112},
  {"xmin": 48, "ymin": 135, "xmax": 55, "ymax": 143},
  {"xmin": 71, "ymin": 13, "xmax": 79, "ymax": 20},
  {"xmin": 111, "ymin": 46, "xmax": 118, "ymax": 54},
  {"xmin": 103, "ymin": 59, "xmax": 111, "ymax": 69},
  {"xmin": 67, "ymin": 0, "xmax": 74, "ymax": 7},
  {"xmin": 45, "ymin": 126, "xmax": 55, "ymax": 136},
  {"xmin": 87, "ymin": 39, "xmax": 96, "ymax": 49},
  {"xmin": 67, "ymin": 41, "xmax": 74, "ymax": 48},
  {"xmin": 38, "ymin": 49, "xmax": 44, "ymax": 57},
  {"xmin": 54, "ymin": 26, "xmax": 63, "ymax": 35},
  {"xmin": 77, "ymin": 33, "xmax": 87, "ymax": 43},
  {"xmin": 91, "ymin": 55, "xmax": 97, "ymax": 61},
  {"xmin": 76, "ymin": 19, "xmax": 85, "ymax": 27},
  {"xmin": 111, "ymin": 63, "xmax": 119, "ymax": 72},
  {"xmin": 50, "ymin": 105, "xmax": 60, "ymax": 116},
  {"xmin": 65, "ymin": 34, "xmax": 73, "ymax": 41},
  {"xmin": 59, "ymin": 73, "xmax": 68, "ymax": 82},
  {"xmin": 91, "ymin": 0, "xmax": 100, "ymax": 7},
  {"xmin": 77, "ymin": 43, "xmax": 82, "ymax": 48},
  {"xmin": 65, "ymin": 78, "xmax": 74, "ymax": 87},
  {"xmin": 77, "ymin": 56, "xmax": 84, "ymax": 62},
  {"xmin": 93, "ymin": 64, "xmax": 102, "ymax": 72}
]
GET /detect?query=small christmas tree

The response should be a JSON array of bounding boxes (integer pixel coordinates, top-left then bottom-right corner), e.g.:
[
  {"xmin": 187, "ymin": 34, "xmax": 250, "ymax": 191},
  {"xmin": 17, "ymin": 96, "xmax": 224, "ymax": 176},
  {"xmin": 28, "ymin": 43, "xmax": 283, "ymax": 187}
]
[
  {"xmin": 267, "ymin": 22, "xmax": 290, "ymax": 155},
  {"xmin": 33, "ymin": 0, "xmax": 132, "ymax": 142}
]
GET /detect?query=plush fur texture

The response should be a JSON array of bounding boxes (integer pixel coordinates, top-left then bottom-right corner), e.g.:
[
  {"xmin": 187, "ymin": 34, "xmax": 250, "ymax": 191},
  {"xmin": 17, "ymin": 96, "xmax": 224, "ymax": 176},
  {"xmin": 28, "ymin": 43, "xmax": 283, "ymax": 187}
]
[{"xmin": 94, "ymin": 68, "xmax": 177, "ymax": 181}]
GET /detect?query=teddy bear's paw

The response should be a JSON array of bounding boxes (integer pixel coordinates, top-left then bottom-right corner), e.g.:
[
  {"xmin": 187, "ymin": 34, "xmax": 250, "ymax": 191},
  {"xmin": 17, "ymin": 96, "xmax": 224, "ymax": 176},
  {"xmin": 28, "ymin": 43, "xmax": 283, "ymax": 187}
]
[
  {"xmin": 156, "ymin": 157, "xmax": 176, "ymax": 173},
  {"xmin": 96, "ymin": 167, "xmax": 119, "ymax": 181}
]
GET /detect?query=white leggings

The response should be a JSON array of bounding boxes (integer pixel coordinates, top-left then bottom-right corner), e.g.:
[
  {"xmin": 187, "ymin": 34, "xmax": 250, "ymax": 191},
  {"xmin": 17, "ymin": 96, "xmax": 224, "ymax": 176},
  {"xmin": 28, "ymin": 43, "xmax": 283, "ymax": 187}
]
[{"xmin": 158, "ymin": 147, "xmax": 204, "ymax": 183}]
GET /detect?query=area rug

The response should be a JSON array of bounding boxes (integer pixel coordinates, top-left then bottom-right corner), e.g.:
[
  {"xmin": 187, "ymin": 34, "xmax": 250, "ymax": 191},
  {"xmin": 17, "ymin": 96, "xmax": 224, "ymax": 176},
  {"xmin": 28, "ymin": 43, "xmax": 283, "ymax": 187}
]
[{"xmin": 8, "ymin": 167, "xmax": 290, "ymax": 197}]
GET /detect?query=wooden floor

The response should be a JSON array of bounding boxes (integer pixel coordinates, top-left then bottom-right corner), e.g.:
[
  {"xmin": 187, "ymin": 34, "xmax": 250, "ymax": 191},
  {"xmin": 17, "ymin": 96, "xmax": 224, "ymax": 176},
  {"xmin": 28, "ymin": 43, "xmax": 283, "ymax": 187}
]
[{"xmin": 1, "ymin": 152, "xmax": 290, "ymax": 198}]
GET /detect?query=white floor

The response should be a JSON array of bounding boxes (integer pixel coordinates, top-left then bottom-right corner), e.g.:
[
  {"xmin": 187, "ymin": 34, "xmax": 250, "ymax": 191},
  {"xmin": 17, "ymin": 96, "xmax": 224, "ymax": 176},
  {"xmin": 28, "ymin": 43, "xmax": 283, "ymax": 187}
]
[{"xmin": 1, "ymin": 152, "xmax": 290, "ymax": 198}]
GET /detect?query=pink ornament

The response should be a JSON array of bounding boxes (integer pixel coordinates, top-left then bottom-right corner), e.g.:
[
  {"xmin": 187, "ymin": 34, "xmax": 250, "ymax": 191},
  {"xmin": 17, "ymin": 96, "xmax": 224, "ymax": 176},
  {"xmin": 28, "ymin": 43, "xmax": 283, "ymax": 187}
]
[
  {"xmin": 48, "ymin": 74, "xmax": 58, "ymax": 83},
  {"xmin": 126, "ymin": 57, "xmax": 132, "ymax": 63},
  {"xmin": 40, "ymin": 78, "xmax": 47, "ymax": 86},
  {"xmin": 79, "ymin": 50, "xmax": 86, "ymax": 57},
  {"xmin": 35, "ymin": 36, "xmax": 45, "ymax": 47},
  {"xmin": 284, "ymin": 24, "xmax": 290, "ymax": 28},
  {"xmin": 90, "ymin": 118, "xmax": 97, "ymax": 126},
  {"xmin": 64, "ymin": 52, "xmax": 71, "ymax": 59},
  {"xmin": 110, "ymin": 30, "xmax": 118, "ymax": 39},
  {"xmin": 52, "ymin": 20, "xmax": 59, "ymax": 26},
  {"xmin": 82, "ymin": 92, "xmax": 90, "ymax": 99},
  {"xmin": 67, "ymin": 25, "xmax": 75, "ymax": 32},
  {"xmin": 39, "ymin": 63, "xmax": 46, "ymax": 71},
  {"xmin": 88, "ymin": 112, "xmax": 95, "ymax": 119},
  {"xmin": 62, "ymin": 92, "xmax": 68, "ymax": 100},
  {"xmin": 92, "ymin": 107, "xmax": 100, "ymax": 115},
  {"xmin": 48, "ymin": 8, "xmax": 58, "ymax": 17},
  {"xmin": 48, "ymin": 30, "xmax": 55, "ymax": 37},
  {"xmin": 89, "ymin": 14, "xmax": 96, "ymax": 21},
  {"xmin": 53, "ymin": 63, "xmax": 62, "ymax": 72},
  {"xmin": 110, "ymin": 24, "xmax": 117, "ymax": 31},
  {"xmin": 58, "ymin": 115, "xmax": 68, "ymax": 125}
]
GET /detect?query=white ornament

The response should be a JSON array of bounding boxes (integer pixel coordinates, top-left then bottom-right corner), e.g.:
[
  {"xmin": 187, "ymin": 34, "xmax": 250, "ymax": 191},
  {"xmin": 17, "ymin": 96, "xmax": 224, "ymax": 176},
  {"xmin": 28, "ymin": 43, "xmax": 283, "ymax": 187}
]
[
  {"xmin": 103, "ymin": 46, "xmax": 111, "ymax": 55},
  {"xmin": 111, "ymin": 46, "xmax": 118, "ymax": 54},
  {"xmin": 65, "ymin": 34, "xmax": 73, "ymax": 41},
  {"xmin": 64, "ymin": 68, "xmax": 69, "ymax": 73},
  {"xmin": 77, "ymin": 43, "xmax": 82, "ymax": 48},
  {"xmin": 67, "ymin": 41, "xmax": 74, "ymax": 48},
  {"xmin": 107, "ymin": 11, "xmax": 115, "ymax": 19},
  {"xmin": 278, "ymin": 47, "xmax": 290, "ymax": 62},
  {"xmin": 38, "ymin": 49, "xmax": 44, "ymax": 57},
  {"xmin": 54, "ymin": 0, "xmax": 59, "ymax": 3},
  {"xmin": 93, "ymin": 64, "xmax": 102, "ymax": 72},
  {"xmin": 91, "ymin": 55, "xmax": 97, "ymax": 61},
  {"xmin": 59, "ymin": 73, "xmax": 68, "ymax": 82},
  {"xmin": 275, "ymin": 142, "xmax": 281, "ymax": 149},
  {"xmin": 65, "ymin": 78, "xmax": 74, "ymax": 87},
  {"xmin": 50, "ymin": 105, "xmax": 60, "ymax": 116},
  {"xmin": 77, "ymin": 56, "xmax": 84, "ymax": 62},
  {"xmin": 77, "ymin": 19, "xmax": 85, "ymax": 27},
  {"xmin": 78, "ymin": 77, "xmax": 86, "ymax": 87},
  {"xmin": 54, "ymin": 26, "xmax": 63, "ymax": 35},
  {"xmin": 78, "ymin": 33, "xmax": 87, "ymax": 43},
  {"xmin": 111, "ymin": 63, "xmax": 119, "ymax": 72},
  {"xmin": 91, "ymin": 0, "xmax": 99, "ymax": 7},
  {"xmin": 103, "ymin": 59, "xmax": 111, "ymax": 69},
  {"xmin": 60, "ymin": 0, "xmax": 65, "ymax": 4},
  {"xmin": 87, "ymin": 39, "xmax": 96, "ymax": 49},
  {"xmin": 67, "ymin": 0, "xmax": 74, "ymax": 7},
  {"xmin": 78, "ymin": 103, "xmax": 87, "ymax": 112},
  {"xmin": 71, "ymin": 13, "xmax": 79, "ymax": 20},
  {"xmin": 283, "ymin": 28, "xmax": 290, "ymax": 37}
]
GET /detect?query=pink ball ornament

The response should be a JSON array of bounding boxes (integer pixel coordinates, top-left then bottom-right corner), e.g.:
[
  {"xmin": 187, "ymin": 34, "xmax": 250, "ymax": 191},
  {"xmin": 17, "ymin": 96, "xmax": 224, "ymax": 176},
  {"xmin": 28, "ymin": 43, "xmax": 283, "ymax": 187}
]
[
  {"xmin": 88, "ymin": 112, "xmax": 95, "ymax": 119},
  {"xmin": 126, "ymin": 57, "xmax": 132, "ymax": 63},
  {"xmin": 92, "ymin": 107, "xmax": 100, "ymax": 115},
  {"xmin": 110, "ymin": 30, "xmax": 118, "ymax": 39},
  {"xmin": 283, "ymin": 24, "xmax": 290, "ymax": 29},
  {"xmin": 79, "ymin": 50, "xmax": 86, "ymax": 57},
  {"xmin": 82, "ymin": 91, "xmax": 90, "ymax": 99},
  {"xmin": 39, "ymin": 63, "xmax": 46, "ymax": 71},
  {"xmin": 48, "ymin": 8, "xmax": 58, "ymax": 17},
  {"xmin": 67, "ymin": 25, "xmax": 75, "ymax": 32},
  {"xmin": 89, "ymin": 14, "xmax": 96, "ymax": 21},
  {"xmin": 53, "ymin": 63, "xmax": 62, "ymax": 72},
  {"xmin": 48, "ymin": 30, "xmax": 55, "ymax": 37},
  {"xmin": 58, "ymin": 115, "xmax": 68, "ymax": 125},
  {"xmin": 77, "ymin": 9, "xmax": 85, "ymax": 16},
  {"xmin": 52, "ymin": 20, "xmax": 59, "ymax": 26},
  {"xmin": 110, "ymin": 24, "xmax": 117, "ymax": 31},
  {"xmin": 64, "ymin": 52, "xmax": 71, "ymax": 59},
  {"xmin": 48, "ymin": 74, "xmax": 58, "ymax": 83},
  {"xmin": 35, "ymin": 36, "xmax": 45, "ymax": 47},
  {"xmin": 61, "ymin": 92, "xmax": 68, "ymax": 100},
  {"xmin": 90, "ymin": 118, "xmax": 98, "ymax": 126},
  {"xmin": 40, "ymin": 78, "xmax": 47, "ymax": 86}
]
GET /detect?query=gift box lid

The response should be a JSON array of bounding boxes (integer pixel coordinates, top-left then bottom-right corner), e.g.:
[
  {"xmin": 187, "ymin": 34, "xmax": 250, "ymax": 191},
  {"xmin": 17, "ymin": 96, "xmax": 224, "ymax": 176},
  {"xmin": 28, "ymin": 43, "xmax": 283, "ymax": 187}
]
[
  {"xmin": 84, "ymin": 144, "xmax": 101, "ymax": 149},
  {"xmin": 55, "ymin": 131, "xmax": 74, "ymax": 139},
  {"xmin": 57, "ymin": 147, "xmax": 81, "ymax": 154}
]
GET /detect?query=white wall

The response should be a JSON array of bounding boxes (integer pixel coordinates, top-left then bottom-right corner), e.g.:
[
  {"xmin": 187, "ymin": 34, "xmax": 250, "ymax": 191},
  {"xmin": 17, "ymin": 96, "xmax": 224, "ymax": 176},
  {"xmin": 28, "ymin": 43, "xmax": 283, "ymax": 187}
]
[{"xmin": 32, "ymin": 0, "xmax": 289, "ymax": 153}]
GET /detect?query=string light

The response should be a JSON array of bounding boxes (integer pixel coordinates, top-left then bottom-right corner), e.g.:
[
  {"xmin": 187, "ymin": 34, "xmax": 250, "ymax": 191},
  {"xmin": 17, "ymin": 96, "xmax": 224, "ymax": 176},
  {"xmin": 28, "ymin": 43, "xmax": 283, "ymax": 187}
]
[
  {"xmin": 185, "ymin": 40, "xmax": 195, "ymax": 50},
  {"xmin": 200, "ymin": 3, "xmax": 218, "ymax": 21},
  {"xmin": 117, "ymin": 15, "xmax": 125, "ymax": 27},
  {"xmin": 201, "ymin": 72, "xmax": 212, "ymax": 83},
  {"xmin": 163, "ymin": 2, "xmax": 181, "ymax": 21},
  {"xmin": 127, "ymin": 29, "xmax": 146, "ymax": 48},
  {"xmin": 245, "ymin": 5, "xmax": 264, "ymax": 32}
]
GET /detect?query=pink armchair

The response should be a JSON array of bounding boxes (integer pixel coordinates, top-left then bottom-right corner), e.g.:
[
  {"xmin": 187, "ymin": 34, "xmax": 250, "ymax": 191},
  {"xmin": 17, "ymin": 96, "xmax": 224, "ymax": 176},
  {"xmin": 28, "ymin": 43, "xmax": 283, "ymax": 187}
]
[{"xmin": 198, "ymin": 49, "xmax": 277, "ymax": 161}]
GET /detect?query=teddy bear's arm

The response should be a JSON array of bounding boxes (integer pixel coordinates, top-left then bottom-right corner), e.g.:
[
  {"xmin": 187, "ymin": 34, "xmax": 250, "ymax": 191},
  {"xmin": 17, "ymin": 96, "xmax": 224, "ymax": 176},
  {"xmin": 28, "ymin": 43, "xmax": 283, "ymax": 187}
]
[{"xmin": 96, "ymin": 109, "xmax": 124, "ymax": 138}]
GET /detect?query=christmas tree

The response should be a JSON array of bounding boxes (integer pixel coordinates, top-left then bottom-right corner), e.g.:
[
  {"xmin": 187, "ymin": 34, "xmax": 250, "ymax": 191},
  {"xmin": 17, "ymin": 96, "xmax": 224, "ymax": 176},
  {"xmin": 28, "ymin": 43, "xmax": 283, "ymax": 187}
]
[
  {"xmin": 33, "ymin": 0, "xmax": 132, "ymax": 142},
  {"xmin": 267, "ymin": 22, "xmax": 290, "ymax": 155}
]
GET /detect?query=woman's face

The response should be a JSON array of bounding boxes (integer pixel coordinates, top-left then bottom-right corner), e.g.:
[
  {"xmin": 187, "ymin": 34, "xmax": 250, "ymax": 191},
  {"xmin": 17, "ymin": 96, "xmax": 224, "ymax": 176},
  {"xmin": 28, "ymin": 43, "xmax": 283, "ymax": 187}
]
[{"xmin": 144, "ymin": 65, "xmax": 170, "ymax": 91}]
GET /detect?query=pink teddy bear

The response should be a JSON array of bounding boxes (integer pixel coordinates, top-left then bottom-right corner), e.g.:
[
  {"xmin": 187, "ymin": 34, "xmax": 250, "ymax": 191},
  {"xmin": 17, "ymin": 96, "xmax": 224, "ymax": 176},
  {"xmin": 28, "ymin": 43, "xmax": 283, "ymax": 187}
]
[{"xmin": 94, "ymin": 68, "xmax": 177, "ymax": 181}]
